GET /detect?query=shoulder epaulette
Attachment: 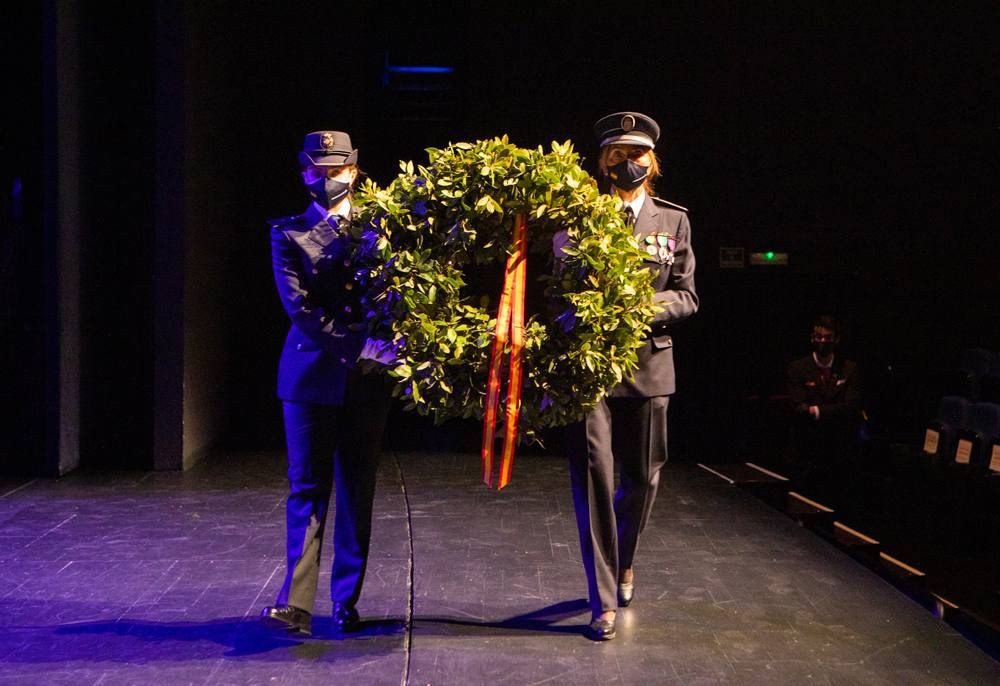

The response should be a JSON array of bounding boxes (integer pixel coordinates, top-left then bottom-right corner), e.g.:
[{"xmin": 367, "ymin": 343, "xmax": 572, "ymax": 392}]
[
  {"xmin": 651, "ymin": 197, "xmax": 688, "ymax": 212},
  {"xmin": 267, "ymin": 213, "xmax": 304, "ymax": 229}
]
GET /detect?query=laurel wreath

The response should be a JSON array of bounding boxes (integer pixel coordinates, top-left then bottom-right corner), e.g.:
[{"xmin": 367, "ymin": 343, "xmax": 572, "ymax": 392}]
[{"xmin": 352, "ymin": 137, "xmax": 658, "ymax": 442}]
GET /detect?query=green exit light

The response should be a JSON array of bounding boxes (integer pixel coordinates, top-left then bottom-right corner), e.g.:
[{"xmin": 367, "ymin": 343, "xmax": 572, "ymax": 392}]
[{"xmin": 750, "ymin": 251, "xmax": 788, "ymax": 266}]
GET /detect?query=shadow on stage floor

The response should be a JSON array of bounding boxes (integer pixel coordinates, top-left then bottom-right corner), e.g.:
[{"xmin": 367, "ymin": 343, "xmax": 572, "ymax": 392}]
[{"xmin": 2, "ymin": 448, "xmax": 1000, "ymax": 685}]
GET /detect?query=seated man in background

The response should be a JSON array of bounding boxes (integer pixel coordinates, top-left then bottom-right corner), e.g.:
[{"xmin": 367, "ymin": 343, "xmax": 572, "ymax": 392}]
[{"xmin": 786, "ymin": 315, "xmax": 862, "ymax": 500}]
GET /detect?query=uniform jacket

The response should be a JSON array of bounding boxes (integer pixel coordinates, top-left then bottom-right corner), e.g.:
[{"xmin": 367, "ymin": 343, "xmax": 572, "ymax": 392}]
[
  {"xmin": 610, "ymin": 196, "xmax": 698, "ymax": 398},
  {"xmin": 271, "ymin": 203, "xmax": 367, "ymax": 405},
  {"xmin": 787, "ymin": 354, "xmax": 861, "ymax": 422}
]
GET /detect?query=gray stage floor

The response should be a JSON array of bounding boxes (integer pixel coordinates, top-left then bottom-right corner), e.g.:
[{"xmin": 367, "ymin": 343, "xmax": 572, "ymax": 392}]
[{"xmin": 1, "ymin": 449, "xmax": 999, "ymax": 685}]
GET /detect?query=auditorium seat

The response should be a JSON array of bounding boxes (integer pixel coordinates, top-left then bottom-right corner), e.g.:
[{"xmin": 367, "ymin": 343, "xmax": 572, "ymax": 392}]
[
  {"xmin": 978, "ymin": 406, "xmax": 1000, "ymax": 563},
  {"xmin": 953, "ymin": 403, "xmax": 998, "ymax": 468},
  {"xmin": 924, "ymin": 395, "xmax": 972, "ymax": 461},
  {"xmin": 946, "ymin": 403, "xmax": 1000, "ymax": 558},
  {"xmin": 989, "ymin": 439, "xmax": 1000, "ymax": 474},
  {"xmin": 896, "ymin": 397, "xmax": 970, "ymax": 539},
  {"xmin": 967, "ymin": 402, "xmax": 1000, "ymax": 467}
]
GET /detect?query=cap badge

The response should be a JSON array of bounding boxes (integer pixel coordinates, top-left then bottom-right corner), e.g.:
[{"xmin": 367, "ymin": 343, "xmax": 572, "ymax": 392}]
[
  {"xmin": 621, "ymin": 115, "xmax": 635, "ymax": 132},
  {"xmin": 321, "ymin": 132, "xmax": 334, "ymax": 149}
]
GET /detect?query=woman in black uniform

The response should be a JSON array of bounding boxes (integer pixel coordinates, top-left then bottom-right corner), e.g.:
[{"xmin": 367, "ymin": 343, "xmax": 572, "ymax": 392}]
[
  {"xmin": 259, "ymin": 131, "xmax": 393, "ymax": 636},
  {"xmin": 565, "ymin": 112, "xmax": 698, "ymax": 640}
]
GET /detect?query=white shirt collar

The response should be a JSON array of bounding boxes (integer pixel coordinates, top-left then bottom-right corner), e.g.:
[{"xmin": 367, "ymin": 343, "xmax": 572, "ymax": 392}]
[
  {"xmin": 623, "ymin": 190, "xmax": 646, "ymax": 219},
  {"xmin": 813, "ymin": 352, "xmax": 834, "ymax": 368},
  {"xmin": 311, "ymin": 200, "xmax": 351, "ymax": 222}
]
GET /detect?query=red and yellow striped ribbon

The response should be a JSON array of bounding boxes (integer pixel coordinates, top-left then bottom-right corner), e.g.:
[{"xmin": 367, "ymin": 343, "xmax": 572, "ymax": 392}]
[{"xmin": 482, "ymin": 213, "xmax": 528, "ymax": 489}]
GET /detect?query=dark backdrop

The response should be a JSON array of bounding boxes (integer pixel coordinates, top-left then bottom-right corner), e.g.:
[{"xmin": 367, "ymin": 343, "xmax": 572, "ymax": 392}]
[
  {"xmin": 218, "ymin": 3, "xmax": 1000, "ymax": 459},
  {"xmin": 3, "ymin": 2, "xmax": 999, "ymax": 472},
  {"xmin": 1, "ymin": 3, "xmax": 46, "ymax": 473}
]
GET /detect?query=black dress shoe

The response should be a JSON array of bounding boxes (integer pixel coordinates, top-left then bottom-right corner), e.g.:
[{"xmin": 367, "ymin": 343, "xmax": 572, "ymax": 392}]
[
  {"xmin": 588, "ymin": 616, "xmax": 616, "ymax": 641},
  {"xmin": 333, "ymin": 601, "xmax": 361, "ymax": 632},
  {"xmin": 618, "ymin": 579, "xmax": 634, "ymax": 607},
  {"xmin": 259, "ymin": 605, "xmax": 312, "ymax": 636}
]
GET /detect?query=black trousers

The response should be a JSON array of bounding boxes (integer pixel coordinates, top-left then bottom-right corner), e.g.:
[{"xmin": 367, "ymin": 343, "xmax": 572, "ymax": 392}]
[
  {"xmin": 276, "ymin": 371, "xmax": 393, "ymax": 614},
  {"xmin": 566, "ymin": 395, "xmax": 669, "ymax": 614}
]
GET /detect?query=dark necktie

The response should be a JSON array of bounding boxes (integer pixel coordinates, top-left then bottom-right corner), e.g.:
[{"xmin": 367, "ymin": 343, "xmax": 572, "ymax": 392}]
[
  {"xmin": 332, "ymin": 214, "xmax": 351, "ymax": 246},
  {"xmin": 625, "ymin": 206, "xmax": 635, "ymax": 228}
]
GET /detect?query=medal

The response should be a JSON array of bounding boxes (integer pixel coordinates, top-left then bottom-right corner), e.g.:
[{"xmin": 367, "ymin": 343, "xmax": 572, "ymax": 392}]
[{"xmin": 644, "ymin": 231, "xmax": 675, "ymax": 263}]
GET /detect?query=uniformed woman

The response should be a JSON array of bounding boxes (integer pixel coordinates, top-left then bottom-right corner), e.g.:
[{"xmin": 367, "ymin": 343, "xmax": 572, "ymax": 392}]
[
  {"xmin": 260, "ymin": 131, "xmax": 393, "ymax": 636},
  {"xmin": 564, "ymin": 112, "xmax": 698, "ymax": 640}
]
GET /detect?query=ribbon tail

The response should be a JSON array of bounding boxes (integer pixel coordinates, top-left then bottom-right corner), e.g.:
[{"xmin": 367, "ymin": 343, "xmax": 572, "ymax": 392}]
[
  {"xmin": 482, "ymin": 230, "xmax": 519, "ymax": 486},
  {"xmin": 498, "ymin": 215, "xmax": 528, "ymax": 489}
]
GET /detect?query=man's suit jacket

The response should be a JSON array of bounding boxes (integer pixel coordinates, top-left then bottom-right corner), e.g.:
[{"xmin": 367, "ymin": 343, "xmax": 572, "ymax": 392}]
[
  {"xmin": 610, "ymin": 197, "xmax": 698, "ymax": 398},
  {"xmin": 270, "ymin": 204, "xmax": 367, "ymax": 406},
  {"xmin": 787, "ymin": 355, "xmax": 861, "ymax": 422}
]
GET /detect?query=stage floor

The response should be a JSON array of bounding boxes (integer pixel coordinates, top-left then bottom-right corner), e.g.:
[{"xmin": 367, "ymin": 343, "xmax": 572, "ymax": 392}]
[{"xmin": 2, "ymin": 450, "xmax": 999, "ymax": 685}]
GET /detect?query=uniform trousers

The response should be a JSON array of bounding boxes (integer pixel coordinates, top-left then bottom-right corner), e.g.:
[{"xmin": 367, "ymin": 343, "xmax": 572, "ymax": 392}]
[
  {"xmin": 276, "ymin": 370, "xmax": 393, "ymax": 614},
  {"xmin": 566, "ymin": 395, "xmax": 669, "ymax": 614}
]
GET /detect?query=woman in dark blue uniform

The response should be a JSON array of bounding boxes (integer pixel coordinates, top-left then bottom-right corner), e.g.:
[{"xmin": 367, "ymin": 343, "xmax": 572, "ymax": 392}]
[
  {"xmin": 259, "ymin": 131, "xmax": 393, "ymax": 636},
  {"xmin": 565, "ymin": 112, "xmax": 698, "ymax": 640}
]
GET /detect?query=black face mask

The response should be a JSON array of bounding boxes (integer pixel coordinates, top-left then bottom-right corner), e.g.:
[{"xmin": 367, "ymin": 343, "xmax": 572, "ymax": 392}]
[
  {"xmin": 606, "ymin": 158, "xmax": 648, "ymax": 192},
  {"xmin": 812, "ymin": 341, "xmax": 835, "ymax": 357},
  {"xmin": 307, "ymin": 176, "xmax": 351, "ymax": 209}
]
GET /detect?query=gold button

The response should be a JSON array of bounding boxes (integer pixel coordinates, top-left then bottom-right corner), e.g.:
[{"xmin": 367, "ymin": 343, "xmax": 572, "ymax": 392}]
[
  {"xmin": 312, "ymin": 268, "xmax": 318, "ymax": 274},
  {"xmin": 340, "ymin": 358, "xmax": 347, "ymax": 364},
  {"xmin": 344, "ymin": 306, "xmax": 352, "ymax": 313},
  {"xmin": 345, "ymin": 283, "xmax": 353, "ymax": 290},
  {"xmin": 343, "ymin": 260, "xmax": 351, "ymax": 267}
]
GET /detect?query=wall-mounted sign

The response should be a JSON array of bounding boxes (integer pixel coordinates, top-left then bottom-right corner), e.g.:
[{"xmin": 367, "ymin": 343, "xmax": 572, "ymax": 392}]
[{"xmin": 719, "ymin": 247, "xmax": 744, "ymax": 268}]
